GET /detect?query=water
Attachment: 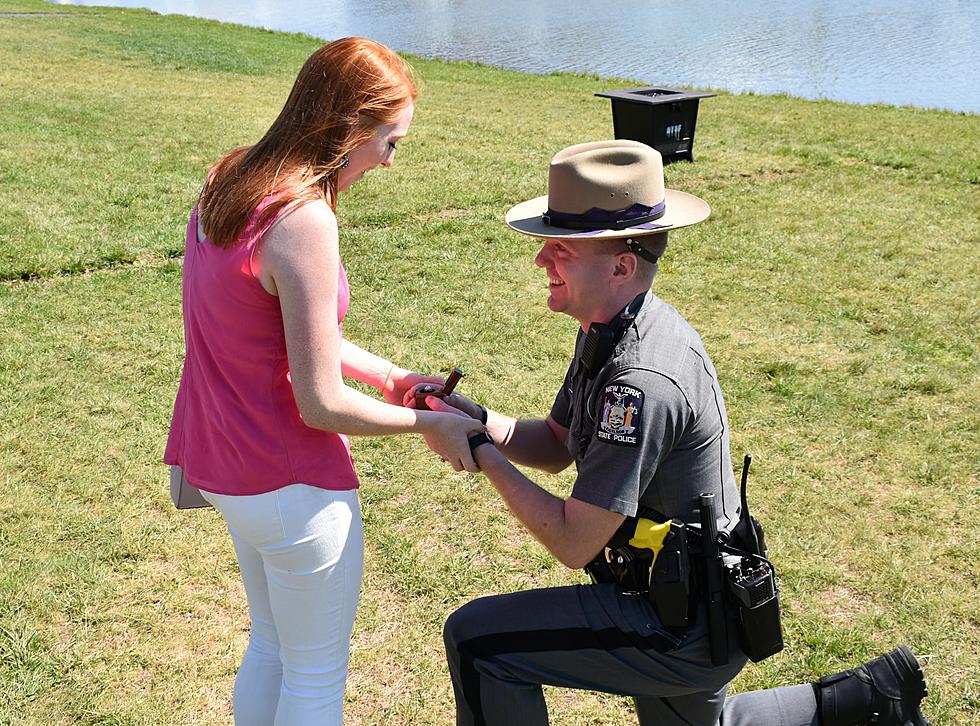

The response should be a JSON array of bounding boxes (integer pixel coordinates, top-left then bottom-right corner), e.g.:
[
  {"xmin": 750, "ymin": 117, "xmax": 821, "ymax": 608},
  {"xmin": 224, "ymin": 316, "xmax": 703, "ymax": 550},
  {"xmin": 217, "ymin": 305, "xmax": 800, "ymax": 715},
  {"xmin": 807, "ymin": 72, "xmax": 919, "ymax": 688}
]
[{"xmin": 54, "ymin": 0, "xmax": 980, "ymax": 113}]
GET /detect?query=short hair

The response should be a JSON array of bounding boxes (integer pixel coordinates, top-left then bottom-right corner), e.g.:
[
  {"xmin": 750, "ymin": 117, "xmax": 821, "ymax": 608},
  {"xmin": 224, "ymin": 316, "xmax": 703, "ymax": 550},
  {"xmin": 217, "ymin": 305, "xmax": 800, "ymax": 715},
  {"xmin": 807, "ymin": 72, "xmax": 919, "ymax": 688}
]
[{"xmin": 624, "ymin": 232, "xmax": 669, "ymax": 283}]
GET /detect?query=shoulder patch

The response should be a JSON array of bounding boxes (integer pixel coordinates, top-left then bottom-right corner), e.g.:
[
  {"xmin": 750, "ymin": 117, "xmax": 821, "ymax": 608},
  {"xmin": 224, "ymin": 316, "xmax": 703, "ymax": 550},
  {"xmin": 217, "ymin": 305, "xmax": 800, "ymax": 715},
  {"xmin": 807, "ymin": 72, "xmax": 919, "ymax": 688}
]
[{"xmin": 595, "ymin": 383, "xmax": 644, "ymax": 447}]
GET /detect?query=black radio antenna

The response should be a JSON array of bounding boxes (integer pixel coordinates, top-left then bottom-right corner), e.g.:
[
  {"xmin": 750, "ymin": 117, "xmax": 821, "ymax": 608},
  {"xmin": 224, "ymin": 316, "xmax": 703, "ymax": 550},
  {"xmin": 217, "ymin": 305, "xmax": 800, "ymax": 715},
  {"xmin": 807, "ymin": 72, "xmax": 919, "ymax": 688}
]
[{"xmin": 740, "ymin": 454, "xmax": 761, "ymax": 556}]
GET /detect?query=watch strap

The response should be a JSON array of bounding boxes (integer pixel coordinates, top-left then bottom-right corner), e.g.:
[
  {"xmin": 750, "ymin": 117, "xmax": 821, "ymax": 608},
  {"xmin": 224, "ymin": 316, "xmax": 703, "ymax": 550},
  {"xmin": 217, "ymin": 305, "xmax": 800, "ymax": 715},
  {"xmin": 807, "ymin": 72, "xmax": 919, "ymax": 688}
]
[{"xmin": 467, "ymin": 431, "xmax": 494, "ymax": 452}]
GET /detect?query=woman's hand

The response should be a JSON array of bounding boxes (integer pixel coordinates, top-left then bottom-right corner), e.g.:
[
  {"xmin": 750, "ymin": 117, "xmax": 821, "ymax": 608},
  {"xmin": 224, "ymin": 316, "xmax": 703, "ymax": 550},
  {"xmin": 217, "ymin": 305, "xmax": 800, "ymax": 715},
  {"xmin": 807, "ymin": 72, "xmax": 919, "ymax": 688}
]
[
  {"xmin": 382, "ymin": 366, "xmax": 444, "ymax": 406},
  {"xmin": 420, "ymin": 410, "xmax": 486, "ymax": 472}
]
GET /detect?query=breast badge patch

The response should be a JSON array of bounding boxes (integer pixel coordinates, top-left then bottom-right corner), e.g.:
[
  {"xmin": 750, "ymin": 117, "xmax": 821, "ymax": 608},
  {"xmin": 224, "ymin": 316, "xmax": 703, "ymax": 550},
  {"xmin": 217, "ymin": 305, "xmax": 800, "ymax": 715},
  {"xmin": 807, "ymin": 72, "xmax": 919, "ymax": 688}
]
[{"xmin": 596, "ymin": 383, "xmax": 644, "ymax": 447}]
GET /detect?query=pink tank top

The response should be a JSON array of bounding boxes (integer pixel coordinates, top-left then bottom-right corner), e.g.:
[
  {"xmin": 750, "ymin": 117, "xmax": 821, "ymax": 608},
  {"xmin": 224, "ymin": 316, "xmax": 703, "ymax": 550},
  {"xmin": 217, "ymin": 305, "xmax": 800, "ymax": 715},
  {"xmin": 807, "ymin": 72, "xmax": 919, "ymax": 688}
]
[{"xmin": 164, "ymin": 197, "xmax": 359, "ymax": 495}]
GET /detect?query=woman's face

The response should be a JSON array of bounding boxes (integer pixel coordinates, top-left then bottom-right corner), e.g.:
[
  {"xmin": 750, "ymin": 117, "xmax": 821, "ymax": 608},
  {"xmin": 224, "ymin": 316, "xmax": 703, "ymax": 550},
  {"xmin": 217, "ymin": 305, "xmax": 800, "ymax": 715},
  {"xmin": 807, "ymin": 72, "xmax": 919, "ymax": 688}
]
[{"xmin": 338, "ymin": 102, "xmax": 415, "ymax": 192}]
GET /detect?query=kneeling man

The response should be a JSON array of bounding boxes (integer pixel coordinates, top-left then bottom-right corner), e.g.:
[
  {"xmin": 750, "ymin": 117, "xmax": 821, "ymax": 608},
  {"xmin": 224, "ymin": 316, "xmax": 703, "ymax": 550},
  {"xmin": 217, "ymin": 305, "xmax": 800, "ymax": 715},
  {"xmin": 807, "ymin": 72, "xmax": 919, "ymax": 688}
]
[{"xmin": 425, "ymin": 140, "xmax": 930, "ymax": 726}]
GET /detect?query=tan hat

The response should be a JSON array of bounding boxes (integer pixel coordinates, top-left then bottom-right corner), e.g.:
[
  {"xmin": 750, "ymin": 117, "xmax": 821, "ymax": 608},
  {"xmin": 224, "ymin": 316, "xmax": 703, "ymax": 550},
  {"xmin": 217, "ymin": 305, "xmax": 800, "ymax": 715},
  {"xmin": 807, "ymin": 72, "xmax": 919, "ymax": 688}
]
[{"xmin": 505, "ymin": 140, "xmax": 710, "ymax": 240}]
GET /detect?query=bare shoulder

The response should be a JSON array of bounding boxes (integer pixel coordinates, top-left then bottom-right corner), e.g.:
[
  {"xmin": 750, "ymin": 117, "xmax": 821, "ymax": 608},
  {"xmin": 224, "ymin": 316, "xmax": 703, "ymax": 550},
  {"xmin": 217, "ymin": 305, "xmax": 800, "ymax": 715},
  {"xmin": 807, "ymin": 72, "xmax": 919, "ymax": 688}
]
[
  {"xmin": 254, "ymin": 199, "xmax": 339, "ymax": 292},
  {"xmin": 263, "ymin": 198, "xmax": 338, "ymax": 252}
]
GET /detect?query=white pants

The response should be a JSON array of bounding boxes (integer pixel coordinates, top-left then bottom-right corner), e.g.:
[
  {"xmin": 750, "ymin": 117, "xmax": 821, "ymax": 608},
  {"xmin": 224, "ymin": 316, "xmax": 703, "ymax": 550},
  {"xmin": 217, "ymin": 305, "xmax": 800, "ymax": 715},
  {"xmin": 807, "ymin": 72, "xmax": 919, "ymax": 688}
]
[{"xmin": 201, "ymin": 484, "xmax": 364, "ymax": 726}]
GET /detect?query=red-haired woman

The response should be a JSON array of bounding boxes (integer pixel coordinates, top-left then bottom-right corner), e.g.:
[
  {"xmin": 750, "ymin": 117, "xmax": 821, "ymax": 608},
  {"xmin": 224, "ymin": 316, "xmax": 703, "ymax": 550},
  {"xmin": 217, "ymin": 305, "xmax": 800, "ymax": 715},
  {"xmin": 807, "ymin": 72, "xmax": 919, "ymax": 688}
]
[{"xmin": 164, "ymin": 38, "xmax": 484, "ymax": 724}]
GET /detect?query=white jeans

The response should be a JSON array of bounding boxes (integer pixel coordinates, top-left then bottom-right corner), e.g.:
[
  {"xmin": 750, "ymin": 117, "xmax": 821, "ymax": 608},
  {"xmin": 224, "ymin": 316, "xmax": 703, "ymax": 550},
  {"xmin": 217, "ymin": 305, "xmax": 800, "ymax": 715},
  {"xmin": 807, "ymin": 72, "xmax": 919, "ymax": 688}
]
[{"xmin": 201, "ymin": 484, "xmax": 364, "ymax": 726}]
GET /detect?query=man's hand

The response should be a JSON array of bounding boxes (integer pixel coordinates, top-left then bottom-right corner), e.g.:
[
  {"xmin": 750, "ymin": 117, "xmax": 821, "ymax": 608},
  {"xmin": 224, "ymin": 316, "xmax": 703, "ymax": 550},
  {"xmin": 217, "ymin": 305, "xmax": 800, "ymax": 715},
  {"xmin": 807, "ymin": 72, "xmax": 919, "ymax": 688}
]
[{"xmin": 424, "ymin": 391, "xmax": 484, "ymax": 421}]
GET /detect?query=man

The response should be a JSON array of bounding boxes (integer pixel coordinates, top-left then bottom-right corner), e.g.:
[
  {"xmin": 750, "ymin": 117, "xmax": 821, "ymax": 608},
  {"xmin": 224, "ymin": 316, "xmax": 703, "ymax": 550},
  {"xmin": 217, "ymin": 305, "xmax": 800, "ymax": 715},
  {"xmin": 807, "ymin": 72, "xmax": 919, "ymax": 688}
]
[{"xmin": 424, "ymin": 140, "xmax": 930, "ymax": 725}]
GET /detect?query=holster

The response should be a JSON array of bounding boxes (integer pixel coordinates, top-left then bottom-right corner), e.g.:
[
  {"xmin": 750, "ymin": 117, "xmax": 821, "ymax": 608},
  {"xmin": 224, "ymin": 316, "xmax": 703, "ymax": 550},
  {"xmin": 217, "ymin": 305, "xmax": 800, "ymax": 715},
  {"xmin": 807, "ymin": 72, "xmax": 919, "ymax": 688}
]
[
  {"xmin": 722, "ymin": 506, "xmax": 784, "ymax": 663},
  {"xmin": 585, "ymin": 515, "xmax": 693, "ymax": 629},
  {"xmin": 722, "ymin": 550, "xmax": 783, "ymax": 662},
  {"xmin": 648, "ymin": 522, "xmax": 692, "ymax": 628}
]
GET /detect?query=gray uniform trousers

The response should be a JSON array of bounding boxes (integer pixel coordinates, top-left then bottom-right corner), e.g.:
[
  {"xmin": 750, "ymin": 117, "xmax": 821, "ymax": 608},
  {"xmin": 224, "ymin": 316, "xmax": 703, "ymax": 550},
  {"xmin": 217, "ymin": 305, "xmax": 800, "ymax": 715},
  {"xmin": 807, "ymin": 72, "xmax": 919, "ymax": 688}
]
[{"xmin": 444, "ymin": 584, "xmax": 819, "ymax": 726}]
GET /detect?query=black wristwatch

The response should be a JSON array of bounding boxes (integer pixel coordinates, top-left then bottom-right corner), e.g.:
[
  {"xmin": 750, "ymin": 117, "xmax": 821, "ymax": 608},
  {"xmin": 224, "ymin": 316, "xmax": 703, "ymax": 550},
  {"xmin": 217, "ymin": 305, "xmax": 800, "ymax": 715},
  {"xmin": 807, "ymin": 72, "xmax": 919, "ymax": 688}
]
[
  {"xmin": 467, "ymin": 431, "xmax": 495, "ymax": 453},
  {"xmin": 476, "ymin": 403, "xmax": 489, "ymax": 425}
]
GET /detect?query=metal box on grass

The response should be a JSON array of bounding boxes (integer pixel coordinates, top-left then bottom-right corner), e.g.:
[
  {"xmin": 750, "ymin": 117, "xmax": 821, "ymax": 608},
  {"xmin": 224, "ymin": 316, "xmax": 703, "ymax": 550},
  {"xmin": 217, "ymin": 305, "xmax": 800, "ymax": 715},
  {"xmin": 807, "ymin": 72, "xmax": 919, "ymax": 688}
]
[{"xmin": 595, "ymin": 87, "xmax": 715, "ymax": 163}]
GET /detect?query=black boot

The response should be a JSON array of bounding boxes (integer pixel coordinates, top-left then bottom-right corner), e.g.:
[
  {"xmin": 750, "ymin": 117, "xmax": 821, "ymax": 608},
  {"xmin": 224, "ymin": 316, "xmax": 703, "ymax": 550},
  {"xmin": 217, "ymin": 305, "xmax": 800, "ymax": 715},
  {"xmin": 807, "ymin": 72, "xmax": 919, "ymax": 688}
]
[{"xmin": 816, "ymin": 645, "xmax": 931, "ymax": 725}]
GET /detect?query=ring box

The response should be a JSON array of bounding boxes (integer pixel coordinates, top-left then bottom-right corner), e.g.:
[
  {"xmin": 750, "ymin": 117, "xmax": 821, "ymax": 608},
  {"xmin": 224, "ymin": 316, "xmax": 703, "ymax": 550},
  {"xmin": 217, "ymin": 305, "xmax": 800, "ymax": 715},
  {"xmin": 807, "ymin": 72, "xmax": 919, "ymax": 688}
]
[{"xmin": 414, "ymin": 367, "xmax": 463, "ymax": 410}]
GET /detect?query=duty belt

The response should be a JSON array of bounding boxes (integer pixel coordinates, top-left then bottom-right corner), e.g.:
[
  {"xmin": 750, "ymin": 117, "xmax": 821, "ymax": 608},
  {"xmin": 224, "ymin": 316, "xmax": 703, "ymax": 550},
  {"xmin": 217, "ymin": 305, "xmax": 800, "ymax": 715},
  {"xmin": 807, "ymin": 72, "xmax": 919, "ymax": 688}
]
[{"xmin": 583, "ymin": 458, "xmax": 785, "ymax": 666}]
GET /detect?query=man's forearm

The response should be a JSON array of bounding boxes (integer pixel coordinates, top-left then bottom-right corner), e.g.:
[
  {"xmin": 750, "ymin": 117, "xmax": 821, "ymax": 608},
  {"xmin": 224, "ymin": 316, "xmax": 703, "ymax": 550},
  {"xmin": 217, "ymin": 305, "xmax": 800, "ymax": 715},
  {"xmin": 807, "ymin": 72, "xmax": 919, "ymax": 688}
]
[
  {"xmin": 489, "ymin": 415, "xmax": 572, "ymax": 473},
  {"xmin": 429, "ymin": 396, "xmax": 572, "ymax": 471},
  {"xmin": 473, "ymin": 445, "xmax": 576, "ymax": 565},
  {"xmin": 472, "ymin": 444, "xmax": 624, "ymax": 568}
]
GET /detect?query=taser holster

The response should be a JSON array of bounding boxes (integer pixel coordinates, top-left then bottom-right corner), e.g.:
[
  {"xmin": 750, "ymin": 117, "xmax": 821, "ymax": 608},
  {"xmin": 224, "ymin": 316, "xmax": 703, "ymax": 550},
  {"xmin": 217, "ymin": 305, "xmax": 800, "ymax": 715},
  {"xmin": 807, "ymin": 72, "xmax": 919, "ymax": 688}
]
[
  {"xmin": 588, "ymin": 516, "xmax": 692, "ymax": 629},
  {"xmin": 642, "ymin": 520, "xmax": 691, "ymax": 628}
]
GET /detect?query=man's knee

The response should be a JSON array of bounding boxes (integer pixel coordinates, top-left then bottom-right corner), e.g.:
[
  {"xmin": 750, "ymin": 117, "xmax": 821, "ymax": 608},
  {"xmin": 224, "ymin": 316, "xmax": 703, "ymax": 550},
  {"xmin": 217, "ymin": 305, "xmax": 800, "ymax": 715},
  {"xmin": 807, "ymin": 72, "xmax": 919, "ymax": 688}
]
[
  {"xmin": 444, "ymin": 598, "xmax": 480, "ymax": 656},
  {"xmin": 444, "ymin": 594, "xmax": 506, "ymax": 659}
]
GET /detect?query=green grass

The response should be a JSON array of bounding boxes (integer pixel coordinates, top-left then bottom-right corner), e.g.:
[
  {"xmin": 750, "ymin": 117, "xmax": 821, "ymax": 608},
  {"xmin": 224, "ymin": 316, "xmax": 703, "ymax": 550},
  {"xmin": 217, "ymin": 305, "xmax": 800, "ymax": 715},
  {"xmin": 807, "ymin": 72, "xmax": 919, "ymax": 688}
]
[{"xmin": 1, "ymin": 1, "xmax": 978, "ymax": 723}]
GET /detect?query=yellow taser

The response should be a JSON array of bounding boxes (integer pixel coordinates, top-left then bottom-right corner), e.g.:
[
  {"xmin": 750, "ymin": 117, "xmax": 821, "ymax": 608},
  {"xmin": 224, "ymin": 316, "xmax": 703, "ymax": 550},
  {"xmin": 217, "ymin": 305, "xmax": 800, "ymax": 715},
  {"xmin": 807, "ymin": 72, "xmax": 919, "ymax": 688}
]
[{"xmin": 629, "ymin": 518, "xmax": 673, "ymax": 561}]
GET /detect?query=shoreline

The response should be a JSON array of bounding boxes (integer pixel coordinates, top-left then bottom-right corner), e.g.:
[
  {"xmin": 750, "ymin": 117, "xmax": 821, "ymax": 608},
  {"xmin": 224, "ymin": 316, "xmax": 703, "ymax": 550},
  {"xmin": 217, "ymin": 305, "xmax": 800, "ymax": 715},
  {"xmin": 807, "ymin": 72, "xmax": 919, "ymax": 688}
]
[{"xmin": 43, "ymin": 0, "xmax": 980, "ymax": 115}]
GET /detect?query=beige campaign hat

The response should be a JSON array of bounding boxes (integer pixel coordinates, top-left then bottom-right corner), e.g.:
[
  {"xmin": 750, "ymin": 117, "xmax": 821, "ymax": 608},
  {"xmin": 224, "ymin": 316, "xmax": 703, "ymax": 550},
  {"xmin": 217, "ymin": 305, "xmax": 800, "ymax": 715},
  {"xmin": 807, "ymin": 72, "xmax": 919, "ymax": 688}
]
[{"xmin": 505, "ymin": 140, "xmax": 710, "ymax": 239}]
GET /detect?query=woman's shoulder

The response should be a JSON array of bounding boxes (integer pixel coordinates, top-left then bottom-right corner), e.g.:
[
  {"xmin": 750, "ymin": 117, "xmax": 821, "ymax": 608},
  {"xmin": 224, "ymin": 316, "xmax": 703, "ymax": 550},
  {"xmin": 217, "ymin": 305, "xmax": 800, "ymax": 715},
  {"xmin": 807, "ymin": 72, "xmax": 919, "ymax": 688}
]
[
  {"xmin": 262, "ymin": 197, "xmax": 338, "ymax": 248},
  {"xmin": 273, "ymin": 196, "xmax": 336, "ymax": 231},
  {"xmin": 252, "ymin": 196, "xmax": 342, "ymax": 288}
]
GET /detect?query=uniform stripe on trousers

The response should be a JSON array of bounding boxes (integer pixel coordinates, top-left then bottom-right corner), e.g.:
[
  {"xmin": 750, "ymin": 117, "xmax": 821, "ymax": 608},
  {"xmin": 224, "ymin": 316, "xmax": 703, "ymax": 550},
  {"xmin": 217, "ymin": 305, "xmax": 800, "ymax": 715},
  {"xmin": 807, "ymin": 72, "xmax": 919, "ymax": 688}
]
[{"xmin": 457, "ymin": 624, "xmax": 680, "ymax": 725}]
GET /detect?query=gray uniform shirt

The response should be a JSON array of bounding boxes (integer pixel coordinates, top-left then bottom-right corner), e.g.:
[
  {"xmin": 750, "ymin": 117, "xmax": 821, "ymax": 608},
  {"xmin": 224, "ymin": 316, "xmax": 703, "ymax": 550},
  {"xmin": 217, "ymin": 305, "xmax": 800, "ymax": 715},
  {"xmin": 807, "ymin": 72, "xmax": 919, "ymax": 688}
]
[{"xmin": 550, "ymin": 293, "xmax": 739, "ymax": 531}]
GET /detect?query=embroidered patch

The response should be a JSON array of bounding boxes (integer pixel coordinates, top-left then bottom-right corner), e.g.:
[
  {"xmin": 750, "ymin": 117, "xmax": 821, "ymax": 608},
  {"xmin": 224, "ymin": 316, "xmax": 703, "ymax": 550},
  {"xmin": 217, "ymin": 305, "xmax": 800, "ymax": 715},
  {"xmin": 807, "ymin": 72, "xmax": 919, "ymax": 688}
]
[{"xmin": 596, "ymin": 383, "xmax": 644, "ymax": 447}]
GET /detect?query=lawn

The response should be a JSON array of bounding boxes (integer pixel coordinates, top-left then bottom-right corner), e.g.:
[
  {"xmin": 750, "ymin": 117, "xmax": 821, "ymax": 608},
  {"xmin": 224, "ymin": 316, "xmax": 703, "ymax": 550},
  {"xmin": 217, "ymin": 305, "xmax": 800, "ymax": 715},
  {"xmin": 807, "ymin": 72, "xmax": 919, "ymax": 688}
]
[{"xmin": 0, "ymin": 1, "xmax": 977, "ymax": 723}]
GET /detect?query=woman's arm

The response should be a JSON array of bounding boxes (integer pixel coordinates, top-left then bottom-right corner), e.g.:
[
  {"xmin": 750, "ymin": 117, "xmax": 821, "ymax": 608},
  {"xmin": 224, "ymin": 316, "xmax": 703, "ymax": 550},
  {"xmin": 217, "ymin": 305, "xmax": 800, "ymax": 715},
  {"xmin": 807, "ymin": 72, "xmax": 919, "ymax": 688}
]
[
  {"xmin": 339, "ymin": 339, "xmax": 392, "ymax": 391},
  {"xmin": 340, "ymin": 339, "xmax": 444, "ymax": 405},
  {"xmin": 253, "ymin": 201, "xmax": 483, "ymax": 468}
]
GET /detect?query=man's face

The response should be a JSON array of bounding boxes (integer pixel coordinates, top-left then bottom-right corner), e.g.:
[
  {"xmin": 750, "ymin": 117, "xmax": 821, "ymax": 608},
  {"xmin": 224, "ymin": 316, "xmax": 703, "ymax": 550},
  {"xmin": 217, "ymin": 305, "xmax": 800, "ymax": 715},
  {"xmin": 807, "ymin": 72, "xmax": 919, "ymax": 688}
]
[{"xmin": 533, "ymin": 237, "xmax": 618, "ymax": 327}]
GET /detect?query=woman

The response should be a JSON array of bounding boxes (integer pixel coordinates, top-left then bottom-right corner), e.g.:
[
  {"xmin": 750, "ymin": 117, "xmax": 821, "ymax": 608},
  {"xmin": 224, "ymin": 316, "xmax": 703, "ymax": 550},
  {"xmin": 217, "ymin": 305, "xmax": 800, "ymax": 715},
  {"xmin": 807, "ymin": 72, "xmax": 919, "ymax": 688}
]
[{"xmin": 164, "ymin": 38, "xmax": 484, "ymax": 724}]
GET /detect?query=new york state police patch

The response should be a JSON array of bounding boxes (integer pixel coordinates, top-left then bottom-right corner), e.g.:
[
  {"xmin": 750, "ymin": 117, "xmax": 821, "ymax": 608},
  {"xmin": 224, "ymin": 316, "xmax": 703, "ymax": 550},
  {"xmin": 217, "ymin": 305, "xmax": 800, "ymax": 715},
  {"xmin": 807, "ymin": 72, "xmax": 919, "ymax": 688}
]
[{"xmin": 596, "ymin": 383, "xmax": 644, "ymax": 447}]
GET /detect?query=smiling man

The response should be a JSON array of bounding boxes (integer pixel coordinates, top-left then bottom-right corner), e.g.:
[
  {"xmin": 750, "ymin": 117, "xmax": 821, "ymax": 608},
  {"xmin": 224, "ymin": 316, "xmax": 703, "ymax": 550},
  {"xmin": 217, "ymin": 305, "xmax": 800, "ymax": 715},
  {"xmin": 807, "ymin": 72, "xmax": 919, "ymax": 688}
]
[{"xmin": 424, "ymin": 140, "xmax": 931, "ymax": 726}]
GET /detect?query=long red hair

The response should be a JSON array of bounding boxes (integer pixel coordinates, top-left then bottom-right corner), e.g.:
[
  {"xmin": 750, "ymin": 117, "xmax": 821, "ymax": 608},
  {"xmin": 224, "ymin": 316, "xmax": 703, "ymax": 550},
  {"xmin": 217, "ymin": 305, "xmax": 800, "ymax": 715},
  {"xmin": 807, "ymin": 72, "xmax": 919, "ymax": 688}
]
[{"xmin": 199, "ymin": 38, "xmax": 418, "ymax": 248}]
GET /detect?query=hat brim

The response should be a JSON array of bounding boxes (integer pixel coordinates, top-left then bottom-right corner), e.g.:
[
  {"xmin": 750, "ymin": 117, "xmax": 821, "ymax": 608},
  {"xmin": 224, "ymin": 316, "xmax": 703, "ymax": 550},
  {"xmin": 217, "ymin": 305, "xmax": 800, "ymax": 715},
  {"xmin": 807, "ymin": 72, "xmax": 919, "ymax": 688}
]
[{"xmin": 505, "ymin": 189, "xmax": 710, "ymax": 239}]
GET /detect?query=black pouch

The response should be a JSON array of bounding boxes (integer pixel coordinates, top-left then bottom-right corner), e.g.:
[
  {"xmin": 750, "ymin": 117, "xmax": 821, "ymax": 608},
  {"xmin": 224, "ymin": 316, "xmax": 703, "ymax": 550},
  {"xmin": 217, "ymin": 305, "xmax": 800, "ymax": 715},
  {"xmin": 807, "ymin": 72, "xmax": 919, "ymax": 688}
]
[
  {"xmin": 724, "ymin": 554, "xmax": 784, "ymax": 662},
  {"xmin": 649, "ymin": 522, "xmax": 691, "ymax": 628}
]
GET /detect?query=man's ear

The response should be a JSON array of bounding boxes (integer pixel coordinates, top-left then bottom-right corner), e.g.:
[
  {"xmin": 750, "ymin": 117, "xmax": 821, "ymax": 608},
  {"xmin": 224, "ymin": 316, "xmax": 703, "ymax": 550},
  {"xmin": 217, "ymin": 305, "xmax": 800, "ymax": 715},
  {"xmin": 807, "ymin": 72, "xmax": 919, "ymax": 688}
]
[{"xmin": 612, "ymin": 250, "xmax": 638, "ymax": 282}]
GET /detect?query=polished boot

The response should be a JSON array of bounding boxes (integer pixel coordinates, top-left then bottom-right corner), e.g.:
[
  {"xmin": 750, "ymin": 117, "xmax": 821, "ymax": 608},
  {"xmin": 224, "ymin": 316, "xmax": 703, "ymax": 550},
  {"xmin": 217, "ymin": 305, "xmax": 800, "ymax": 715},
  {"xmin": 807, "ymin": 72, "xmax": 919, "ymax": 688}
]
[{"xmin": 816, "ymin": 644, "xmax": 931, "ymax": 725}]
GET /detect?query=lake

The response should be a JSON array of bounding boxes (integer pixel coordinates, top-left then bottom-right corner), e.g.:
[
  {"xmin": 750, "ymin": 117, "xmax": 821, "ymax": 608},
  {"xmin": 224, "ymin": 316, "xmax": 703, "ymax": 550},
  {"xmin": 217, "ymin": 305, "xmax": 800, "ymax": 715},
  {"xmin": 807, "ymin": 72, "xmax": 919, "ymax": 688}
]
[{"xmin": 54, "ymin": 0, "xmax": 980, "ymax": 113}]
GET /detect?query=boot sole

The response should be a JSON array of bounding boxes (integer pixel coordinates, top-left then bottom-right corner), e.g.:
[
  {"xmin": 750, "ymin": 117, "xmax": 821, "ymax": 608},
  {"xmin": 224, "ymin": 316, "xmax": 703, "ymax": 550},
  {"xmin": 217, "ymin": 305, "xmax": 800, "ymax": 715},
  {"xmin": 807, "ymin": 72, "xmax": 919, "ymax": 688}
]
[{"xmin": 891, "ymin": 644, "xmax": 932, "ymax": 726}]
